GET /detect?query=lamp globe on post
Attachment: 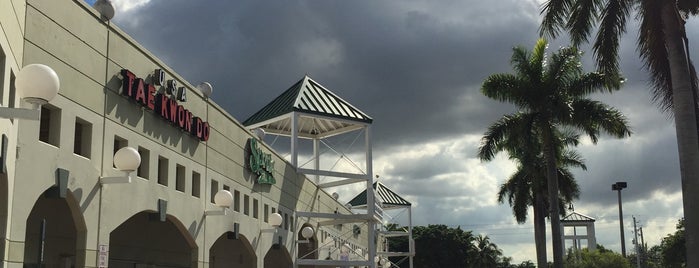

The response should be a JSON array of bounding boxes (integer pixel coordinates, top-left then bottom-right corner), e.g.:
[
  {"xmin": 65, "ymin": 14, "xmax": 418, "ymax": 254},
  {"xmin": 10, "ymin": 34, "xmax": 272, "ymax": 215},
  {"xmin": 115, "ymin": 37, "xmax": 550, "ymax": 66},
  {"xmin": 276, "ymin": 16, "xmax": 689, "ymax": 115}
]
[
  {"xmin": 301, "ymin": 226, "xmax": 314, "ymax": 241},
  {"xmin": 269, "ymin": 212, "xmax": 283, "ymax": 228},
  {"xmin": 17, "ymin": 64, "xmax": 60, "ymax": 106},
  {"xmin": 213, "ymin": 189, "xmax": 233, "ymax": 208},
  {"xmin": 93, "ymin": 0, "xmax": 115, "ymax": 21},
  {"xmin": 1, "ymin": 64, "xmax": 60, "ymax": 120},
  {"xmin": 101, "ymin": 147, "xmax": 140, "ymax": 184},
  {"xmin": 205, "ymin": 190, "xmax": 233, "ymax": 216},
  {"xmin": 113, "ymin": 147, "xmax": 141, "ymax": 172}
]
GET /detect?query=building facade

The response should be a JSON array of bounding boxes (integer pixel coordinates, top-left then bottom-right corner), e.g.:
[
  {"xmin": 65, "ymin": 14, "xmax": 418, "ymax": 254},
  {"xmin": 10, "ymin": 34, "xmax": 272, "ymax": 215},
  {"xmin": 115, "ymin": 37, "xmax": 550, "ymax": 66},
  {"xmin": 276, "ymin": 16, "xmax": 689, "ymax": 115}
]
[{"xmin": 0, "ymin": 0, "xmax": 369, "ymax": 267}]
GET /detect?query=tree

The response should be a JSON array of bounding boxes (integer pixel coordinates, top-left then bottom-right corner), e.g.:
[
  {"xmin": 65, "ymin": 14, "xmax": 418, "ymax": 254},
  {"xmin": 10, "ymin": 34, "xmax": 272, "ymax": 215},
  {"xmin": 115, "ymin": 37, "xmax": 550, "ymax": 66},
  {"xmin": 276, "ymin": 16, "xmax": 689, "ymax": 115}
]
[
  {"xmin": 481, "ymin": 124, "xmax": 585, "ymax": 267},
  {"xmin": 409, "ymin": 225, "xmax": 476, "ymax": 268},
  {"xmin": 564, "ymin": 248, "xmax": 631, "ymax": 268},
  {"xmin": 660, "ymin": 218, "xmax": 686, "ymax": 267},
  {"xmin": 473, "ymin": 235, "xmax": 503, "ymax": 267},
  {"xmin": 481, "ymin": 38, "xmax": 632, "ymax": 267},
  {"xmin": 540, "ymin": 1, "xmax": 699, "ymax": 266}
]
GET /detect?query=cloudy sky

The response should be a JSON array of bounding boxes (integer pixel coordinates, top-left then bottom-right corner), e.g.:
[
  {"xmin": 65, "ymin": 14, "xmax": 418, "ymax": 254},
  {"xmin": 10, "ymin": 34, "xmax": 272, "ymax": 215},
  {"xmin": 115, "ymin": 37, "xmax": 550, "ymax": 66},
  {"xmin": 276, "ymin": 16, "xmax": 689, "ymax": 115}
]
[{"xmin": 87, "ymin": 0, "xmax": 695, "ymax": 263}]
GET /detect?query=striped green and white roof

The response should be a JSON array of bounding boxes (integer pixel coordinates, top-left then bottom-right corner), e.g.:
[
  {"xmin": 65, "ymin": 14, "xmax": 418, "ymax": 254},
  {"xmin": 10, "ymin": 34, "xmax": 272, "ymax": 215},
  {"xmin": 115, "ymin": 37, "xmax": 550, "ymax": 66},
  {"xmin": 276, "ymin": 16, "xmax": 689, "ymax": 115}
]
[
  {"xmin": 348, "ymin": 182, "xmax": 412, "ymax": 208},
  {"xmin": 242, "ymin": 75, "xmax": 372, "ymax": 139},
  {"xmin": 562, "ymin": 211, "xmax": 595, "ymax": 222}
]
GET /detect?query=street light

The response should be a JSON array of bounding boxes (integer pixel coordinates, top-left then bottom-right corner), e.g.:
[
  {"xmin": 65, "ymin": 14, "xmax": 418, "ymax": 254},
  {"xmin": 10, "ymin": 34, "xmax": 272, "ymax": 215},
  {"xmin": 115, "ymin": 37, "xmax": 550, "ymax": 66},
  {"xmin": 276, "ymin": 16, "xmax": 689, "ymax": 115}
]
[
  {"xmin": 0, "ymin": 64, "xmax": 60, "ymax": 120},
  {"xmin": 612, "ymin": 181, "xmax": 628, "ymax": 257},
  {"xmin": 100, "ymin": 147, "xmax": 141, "ymax": 184}
]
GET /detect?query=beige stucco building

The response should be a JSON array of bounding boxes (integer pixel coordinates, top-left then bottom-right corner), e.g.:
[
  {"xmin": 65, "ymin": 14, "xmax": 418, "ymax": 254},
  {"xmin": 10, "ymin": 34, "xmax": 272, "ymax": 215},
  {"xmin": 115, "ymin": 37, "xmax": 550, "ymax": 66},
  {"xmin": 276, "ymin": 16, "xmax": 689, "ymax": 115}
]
[{"xmin": 0, "ymin": 0, "xmax": 374, "ymax": 267}]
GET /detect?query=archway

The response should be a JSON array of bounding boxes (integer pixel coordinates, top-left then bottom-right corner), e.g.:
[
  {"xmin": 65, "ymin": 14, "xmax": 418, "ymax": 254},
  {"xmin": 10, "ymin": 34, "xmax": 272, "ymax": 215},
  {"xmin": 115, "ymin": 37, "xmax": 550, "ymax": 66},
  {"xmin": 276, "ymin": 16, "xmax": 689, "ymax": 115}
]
[
  {"xmin": 209, "ymin": 232, "xmax": 256, "ymax": 268},
  {"xmin": 264, "ymin": 245, "xmax": 292, "ymax": 268},
  {"xmin": 109, "ymin": 212, "xmax": 197, "ymax": 268},
  {"xmin": 297, "ymin": 223, "xmax": 318, "ymax": 268},
  {"xmin": 23, "ymin": 186, "xmax": 87, "ymax": 267}
]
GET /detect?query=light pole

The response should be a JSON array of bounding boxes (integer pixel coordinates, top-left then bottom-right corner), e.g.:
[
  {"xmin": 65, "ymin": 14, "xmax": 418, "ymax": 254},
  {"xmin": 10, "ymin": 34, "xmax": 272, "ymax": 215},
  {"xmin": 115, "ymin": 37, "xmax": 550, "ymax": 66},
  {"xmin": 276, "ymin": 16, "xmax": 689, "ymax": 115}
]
[{"xmin": 612, "ymin": 181, "xmax": 627, "ymax": 257}]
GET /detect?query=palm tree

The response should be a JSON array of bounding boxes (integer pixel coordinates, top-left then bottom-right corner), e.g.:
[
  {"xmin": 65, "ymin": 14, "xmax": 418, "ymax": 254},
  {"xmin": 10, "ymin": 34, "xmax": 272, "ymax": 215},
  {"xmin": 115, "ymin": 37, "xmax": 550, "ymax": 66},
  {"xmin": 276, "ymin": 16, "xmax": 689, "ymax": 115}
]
[
  {"xmin": 480, "ymin": 38, "xmax": 632, "ymax": 267},
  {"xmin": 472, "ymin": 235, "xmax": 503, "ymax": 268},
  {"xmin": 498, "ymin": 137, "xmax": 587, "ymax": 267},
  {"xmin": 540, "ymin": 1, "xmax": 699, "ymax": 266},
  {"xmin": 483, "ymin": 128, "xmax": 585, "ymax": 268}
]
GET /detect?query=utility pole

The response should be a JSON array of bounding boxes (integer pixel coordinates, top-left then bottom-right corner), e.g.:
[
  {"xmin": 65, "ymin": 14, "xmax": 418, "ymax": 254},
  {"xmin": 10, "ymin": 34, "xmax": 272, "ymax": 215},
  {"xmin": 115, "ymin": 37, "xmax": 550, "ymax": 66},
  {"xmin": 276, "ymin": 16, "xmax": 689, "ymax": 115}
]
[
  {"xmin": 633, "ymin": 216, "xmax": 640, "ymax": 268},
  {"xmin": 640, "ymin": 226, "xmax": 645, "ymax": 266}
]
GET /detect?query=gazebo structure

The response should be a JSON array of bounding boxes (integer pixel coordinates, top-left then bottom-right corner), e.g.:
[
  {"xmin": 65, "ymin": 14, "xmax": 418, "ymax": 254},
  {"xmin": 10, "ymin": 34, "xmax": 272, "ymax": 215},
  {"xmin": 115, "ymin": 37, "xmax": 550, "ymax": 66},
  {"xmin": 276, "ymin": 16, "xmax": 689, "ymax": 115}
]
[
  {"xmin": 561, "ymin": 211, "xmax": 597, "ymax": 254},
  {"xmin": 243, "ymin": 75, "xmax": 378, "ymax": 267},
  {"xmin": 349, "ymin": 182, "xmax": 415, "ymax": 268}
]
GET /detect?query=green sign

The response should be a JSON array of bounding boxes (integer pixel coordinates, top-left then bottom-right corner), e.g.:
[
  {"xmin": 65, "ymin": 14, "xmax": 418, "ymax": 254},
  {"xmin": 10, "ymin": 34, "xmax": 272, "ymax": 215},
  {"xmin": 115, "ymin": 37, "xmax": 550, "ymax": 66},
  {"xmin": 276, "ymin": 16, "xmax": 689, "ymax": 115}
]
[{"xmin": 248, "ymin": 138, "xmax": 276, "ymax": 185}]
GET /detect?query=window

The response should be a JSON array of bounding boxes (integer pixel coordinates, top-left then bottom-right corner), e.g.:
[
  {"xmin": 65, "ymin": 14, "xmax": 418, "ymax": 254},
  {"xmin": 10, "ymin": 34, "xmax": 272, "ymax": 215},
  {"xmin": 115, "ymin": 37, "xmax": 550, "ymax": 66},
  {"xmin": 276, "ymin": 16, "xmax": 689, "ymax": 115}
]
[
  {"xmin": 191, "ymin": 171, "xmax": 200, "ymax": 197},
  {"xmin": 234, "ymin": 190, "xmax": 240, "ymax": 212},
  {"xmin": 223, "ymin": 185, "xmax": 230, "ymax": 191},
  {"xmin": 210, "ymin": 180, "xmax": 219, "ymax": 203},
  {"xmin": 243, "ymin": 194, "xmax": 249, "ymax": 216},
  {"xmin": 253, "ymin": 198, "xmax": 259, "ymax": 219},
  {"xmin": 8, "ymin": 71, "xmax": 15, "ymax": 109},
  {"xmin": 175, "ymin": 164, "xmax": 185, "ymax": 192},
  {"xmin": 271, "ymin": 207, "xmax": 276, "ymax": 214},
  {"xmin": 39, "ymin": 105, "xmax": 61, "ymax": 146},
  {"xmin": 113, "ymin": 136, "xmax": 127, "ymax": 157},
  {"xmin": 157, "ymin": 156, "xmax": 168, "ymax": 186},
  {"xmin": 137, "ymin": 147, "xmax": 150, "ymax": 179},
  {"xmin": 73, "ymin": 117, "xmax": 92, "ymax": 158},
  {"xmin": 264, "ymin": 204, "xmax": 269, "ymax": 223}
]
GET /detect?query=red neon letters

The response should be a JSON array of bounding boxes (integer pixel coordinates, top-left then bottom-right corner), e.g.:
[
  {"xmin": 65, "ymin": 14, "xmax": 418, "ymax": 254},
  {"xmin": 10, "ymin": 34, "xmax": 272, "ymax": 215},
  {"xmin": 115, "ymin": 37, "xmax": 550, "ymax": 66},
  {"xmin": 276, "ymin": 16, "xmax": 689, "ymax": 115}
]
[{"xmin": 120, "ymin": 69, "xmax": 210, "ymax": 141}]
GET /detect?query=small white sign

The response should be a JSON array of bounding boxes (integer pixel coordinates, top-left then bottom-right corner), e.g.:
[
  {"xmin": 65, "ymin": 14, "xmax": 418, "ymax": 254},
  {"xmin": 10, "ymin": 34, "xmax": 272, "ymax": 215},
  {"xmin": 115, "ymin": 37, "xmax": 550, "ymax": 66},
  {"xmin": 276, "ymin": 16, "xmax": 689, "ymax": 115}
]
[{"xmin": 98, "ymin": 245, "xmax": 109, "ymax": 268}]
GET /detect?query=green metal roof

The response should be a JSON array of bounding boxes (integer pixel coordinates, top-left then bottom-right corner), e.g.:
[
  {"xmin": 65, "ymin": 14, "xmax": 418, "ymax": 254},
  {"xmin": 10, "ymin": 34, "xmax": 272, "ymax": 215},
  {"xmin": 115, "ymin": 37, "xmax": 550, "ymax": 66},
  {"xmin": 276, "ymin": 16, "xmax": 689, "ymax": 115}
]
[
  {"xmin": 562, "ymin": 211, "xmax": 595, "ymax": 222},
  {"xmin": 348, "ymin": 182, "xmax": 412, "ymax": 207},
  {"xmin": 242, "ymin": 76, "xmax": 372, "ymax": 138}
]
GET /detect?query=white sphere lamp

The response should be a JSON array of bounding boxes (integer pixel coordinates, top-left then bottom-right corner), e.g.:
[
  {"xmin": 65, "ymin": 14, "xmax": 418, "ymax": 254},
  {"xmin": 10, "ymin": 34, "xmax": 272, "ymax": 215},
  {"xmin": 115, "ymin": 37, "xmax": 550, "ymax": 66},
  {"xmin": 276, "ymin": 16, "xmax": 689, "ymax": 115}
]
[
  {"xmin": 253, "ymin": 128, "xmax": 266, "ymax": 140},
  {"xmin": 269, "ymin": 212, "xmax": 283, "ymax": 227},
  {"xmin": 301, "ymin": 226, "xmax": 314, "ymax": 240},
  {"xmin": 213, "ymin": 190, "xmax": 233, "ymax": 208},
  {"xmin": 16, "ymin": 64, "xmax": 60, "ymax": 105},
  {"xmin": 93, "ymin": 0, "xmax": 115, "ymax": 21},
  {"xmin": 341, "ymin": 243, "xmax": 351, "ymax": 254},
  {"xmin": 197, "ymin": 82, "xmax": 213, "ymax": 98},
  {"xmin": 113, "ymin": 147, "xmax": 141, "ymax": 172}
]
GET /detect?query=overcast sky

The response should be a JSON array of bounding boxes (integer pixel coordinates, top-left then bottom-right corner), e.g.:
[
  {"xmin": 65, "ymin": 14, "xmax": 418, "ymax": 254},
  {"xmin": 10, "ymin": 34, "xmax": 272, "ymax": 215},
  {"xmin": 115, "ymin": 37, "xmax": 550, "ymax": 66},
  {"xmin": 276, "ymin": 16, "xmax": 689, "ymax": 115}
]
[{"xmin": 91, "ymin": 0, "xmax": 695, "ymax": 263}]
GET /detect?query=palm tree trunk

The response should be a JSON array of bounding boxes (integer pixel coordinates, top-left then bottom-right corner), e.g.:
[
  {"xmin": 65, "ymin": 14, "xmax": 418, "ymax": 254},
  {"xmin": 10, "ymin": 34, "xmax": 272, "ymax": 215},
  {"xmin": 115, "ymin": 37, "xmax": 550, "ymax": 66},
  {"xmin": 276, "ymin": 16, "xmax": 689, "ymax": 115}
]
[
  {"xmin": 534, "ymin": 192, "xmax": 548, "ymax": 267},
  {"xmin": 542, "ymin": 126, "xmax": 563, "ymax": 268},
  {"xmin": 662, "ymin": 3, "xmax": 699, "ymax": 267}
]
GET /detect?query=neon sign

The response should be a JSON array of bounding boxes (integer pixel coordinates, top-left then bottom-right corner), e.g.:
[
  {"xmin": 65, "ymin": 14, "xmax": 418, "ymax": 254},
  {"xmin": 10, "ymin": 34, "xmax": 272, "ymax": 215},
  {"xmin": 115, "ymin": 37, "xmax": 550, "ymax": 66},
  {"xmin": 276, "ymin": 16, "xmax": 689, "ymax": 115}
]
[{"xmin": 120, "ymin": 69, "xmax": 210, "ymax": 141}]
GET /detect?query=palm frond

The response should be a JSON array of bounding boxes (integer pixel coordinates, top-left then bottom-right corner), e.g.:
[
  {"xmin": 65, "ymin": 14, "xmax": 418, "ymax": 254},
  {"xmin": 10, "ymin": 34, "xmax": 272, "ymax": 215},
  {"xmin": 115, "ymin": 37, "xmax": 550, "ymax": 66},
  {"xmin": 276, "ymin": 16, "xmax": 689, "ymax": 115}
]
[
  {"xmin": 540, "ymin": 0, "xmax": 574, "ymax": 38},
  {"xmin": 566, "ymin": 0, "xmax": 602, "ymax": 46},
  {"xmin": 593, "ymin": 0, "xmax": 631, "ymax": 77},
  {"xmin": 570, "ymin": 99, "xmax": 632, "ymax": 143},
  {"xmin": 560, "ymin": 149, "xmax": 587, "ymax": 170},
  {"xmin": 567, "ymin": 72, "xmax": 619, "ymax": 97},
  {"xmin": 482, "ymin": 74, "xmax": 531, "ymax": 107},
  {"xmin": 478, "ymin": 113, "xmax": 532, "ymax": 161},
  {"xmin": 638, "ymin": 0, "xmax": 672, "ymax": 113}
]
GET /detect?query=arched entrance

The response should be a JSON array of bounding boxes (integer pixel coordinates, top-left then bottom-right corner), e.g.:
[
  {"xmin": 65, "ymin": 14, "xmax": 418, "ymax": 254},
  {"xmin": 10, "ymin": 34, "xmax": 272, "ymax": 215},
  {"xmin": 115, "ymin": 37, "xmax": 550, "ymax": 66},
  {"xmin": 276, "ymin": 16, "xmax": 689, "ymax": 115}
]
[
  {"xmin": 297, "ymin": 223, "xmax": 318, "ymax": 268},
  {"xmin": 264, "ymin": 245, "xmax": 292, "ymax": 268},
  {"xmin": 209, "ymin": 232, "xmax": 256, "ymax": 268},
  {"xmin": 23, "ymin": 186, "xmax": 87, "ymax": 267},
  {"xmin": 109, "ymin": 211, "xmax": 197, "ymax": 268}
]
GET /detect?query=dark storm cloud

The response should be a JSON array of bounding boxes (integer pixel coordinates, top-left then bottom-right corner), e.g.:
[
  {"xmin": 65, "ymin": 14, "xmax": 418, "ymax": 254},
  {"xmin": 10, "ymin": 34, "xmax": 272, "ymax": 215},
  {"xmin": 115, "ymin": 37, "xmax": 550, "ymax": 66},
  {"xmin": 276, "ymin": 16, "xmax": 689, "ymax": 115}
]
[
  {"xmin": 113, "ymin": 0, "xmax": 541, "ymax": 148},
  {"xmin": 110, "ymin": 0, "xmax": 699, "ymax": 259}
]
